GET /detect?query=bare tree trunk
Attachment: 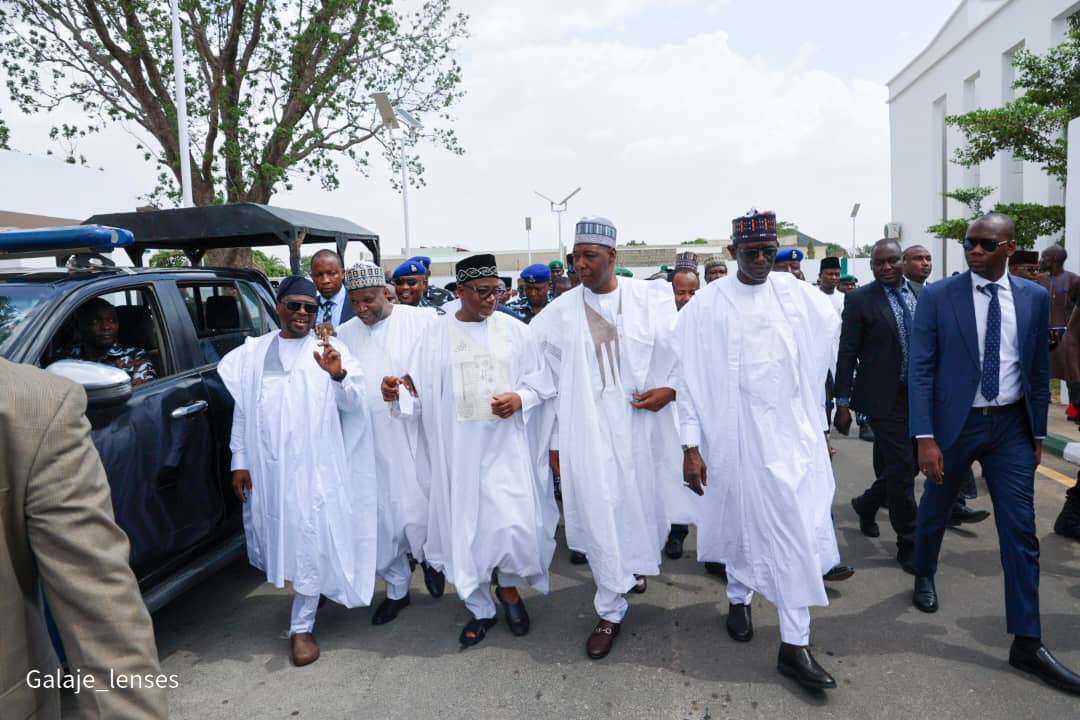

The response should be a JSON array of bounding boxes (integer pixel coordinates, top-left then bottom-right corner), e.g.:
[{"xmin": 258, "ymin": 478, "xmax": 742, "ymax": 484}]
[{"xmin": 204, "ymin": 247, "xmax": 253, "ymax": 268}]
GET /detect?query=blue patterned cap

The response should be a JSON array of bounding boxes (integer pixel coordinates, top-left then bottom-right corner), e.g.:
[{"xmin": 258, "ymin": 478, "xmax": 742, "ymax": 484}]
[
  {"xmin": 392, "ymin": 260, "xmax": 426, "ymax": 279},
  {"xmin": 520, "ymin": 263, "xmax": 552, "ymax": 283},
  {"xmin": 574, "ymin": 217, "xmax": 617, "ymax": 248},
  {"xmin": 776, "ymin": 248, "xmax": 804, "ymax": 262}
]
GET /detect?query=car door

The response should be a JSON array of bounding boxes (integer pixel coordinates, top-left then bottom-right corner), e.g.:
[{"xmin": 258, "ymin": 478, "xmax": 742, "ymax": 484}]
[{"xmin": 38, "ymin": 281, "xmax": 224, "ymax": 583}]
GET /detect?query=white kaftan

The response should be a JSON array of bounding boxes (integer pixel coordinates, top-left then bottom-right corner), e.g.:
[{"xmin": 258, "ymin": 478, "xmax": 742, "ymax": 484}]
[
  {"xmin": 219, "ymin": 331, "xmax": 378, "ymax": 607},
  {"xmin": 337, "ymin": 304, "xmax": 438, "ymax": 573},
  {"xmin": 675, "ymin": 272, "xmax": 841, "ymax": 611},
  {"xmin": 530, "ymin": 278, "xmax": 692, "ymax": 596},
  {"xmin": 401, "ymin": 311, "xmax": 558, "ymax": 601}
]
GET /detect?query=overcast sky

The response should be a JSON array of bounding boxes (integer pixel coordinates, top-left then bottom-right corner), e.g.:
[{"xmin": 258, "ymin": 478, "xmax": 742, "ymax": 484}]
[{"xmin": 2, "ymin": 0, "xmax": 958, "ymax": 262}]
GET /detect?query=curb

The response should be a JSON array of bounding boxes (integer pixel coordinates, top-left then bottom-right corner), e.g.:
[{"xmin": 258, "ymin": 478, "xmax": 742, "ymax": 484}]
[{"xmin": 1046, "ymin": 432, "xmax": 1080, "ymax": 465}]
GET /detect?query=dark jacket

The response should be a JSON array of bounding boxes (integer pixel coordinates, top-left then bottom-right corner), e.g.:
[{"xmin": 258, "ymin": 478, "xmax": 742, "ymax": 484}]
[{"xmin": 834, "ymin": 279, "xmax": 911, "ymax": 417}]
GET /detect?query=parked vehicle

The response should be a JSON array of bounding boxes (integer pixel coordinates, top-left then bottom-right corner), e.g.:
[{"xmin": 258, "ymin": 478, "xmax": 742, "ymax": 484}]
[{"xmin": 0, "ymin": 205, "xmax": 379, "ymax": 611}]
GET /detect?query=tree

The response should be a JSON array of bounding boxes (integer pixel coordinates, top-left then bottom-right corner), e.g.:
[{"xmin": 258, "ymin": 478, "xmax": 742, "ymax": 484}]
[
  {"xmin": 300, "ymin": 254, "xmax": 313, "ymax": 275},
  {"xmin": 252, "ymin": 249, "xmax": 288, "ymax": 277},
  {"xmin": 148, "ymin": 249, "xmax": 190, "ymax": 267},
  {"xmin": 934, "ymin": 27, "xmax": 1078, "ymax": 248},
  {"xmin": 805, "ymin": 236, "xmax": 816, "ymax": 259},
  {"xmin": 777, "ymin": 220, "xmax": 799, "ymax": 234},
  {"xmin": 680, "ymin": 238, "xmax": 708, "ymax": 245},
  {"xmin": 0, "ymin": 109, "xmax": 8, "ymax": 149},
  {"xmin": 824, "ymin": 243, "xmax": 847, "ymax": 257},
  {"xmin": 853, "ymin": 244, "xmax": 876, "ymax": 259},
  {"xmin": 0, "ymin": 0, "xmax": 468, "ymax": 266}
]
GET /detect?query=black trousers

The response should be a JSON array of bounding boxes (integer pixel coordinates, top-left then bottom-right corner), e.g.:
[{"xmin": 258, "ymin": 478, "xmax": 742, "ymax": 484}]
[{"xmin": 860, "ymin": 386, "xmax": 918, "ymax": 550}]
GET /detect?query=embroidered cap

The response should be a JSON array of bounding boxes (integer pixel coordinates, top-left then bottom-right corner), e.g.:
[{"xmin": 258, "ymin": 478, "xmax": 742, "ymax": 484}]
[
  {"xmin": 344, "ymin": 262, "xmax": 386, "ymax": 291},
  {"xmin": 456, "ymin": 253, "xmax": 499, "ymax": 284},
  {"xmin": 731, "ymin": 208, "xmax": 778, "ymax": 244},
  {"xmin": 575, "ymin": 217, "xmax": 617, "ymax": 248}
]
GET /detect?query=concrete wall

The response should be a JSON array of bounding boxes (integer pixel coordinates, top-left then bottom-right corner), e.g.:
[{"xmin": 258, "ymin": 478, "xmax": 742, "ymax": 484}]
[{"xmin": 888, "ymin": 0, "xmax": 1080, "ymax": 279}]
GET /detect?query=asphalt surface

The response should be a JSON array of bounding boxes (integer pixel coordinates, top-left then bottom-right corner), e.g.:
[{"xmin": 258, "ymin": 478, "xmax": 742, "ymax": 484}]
[{"xmin": 140, "ymin": 430, "xmax": 1079, "ymax": 720}]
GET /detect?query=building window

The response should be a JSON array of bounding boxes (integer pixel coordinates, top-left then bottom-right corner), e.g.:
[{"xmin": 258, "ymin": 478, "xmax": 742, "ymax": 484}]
[
  {"xmin": 1000, "ymin": 41, "xmax": 1025, "ymax": 203},
  {"xmin": 963, "ymin": 72, "xmax": 981, "ymax": 188}
]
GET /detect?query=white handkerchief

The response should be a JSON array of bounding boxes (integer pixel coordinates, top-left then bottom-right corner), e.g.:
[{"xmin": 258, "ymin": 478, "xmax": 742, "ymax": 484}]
[{"xmin": 397, "ymin": 388, "xmax": 415, "ymax": 416}]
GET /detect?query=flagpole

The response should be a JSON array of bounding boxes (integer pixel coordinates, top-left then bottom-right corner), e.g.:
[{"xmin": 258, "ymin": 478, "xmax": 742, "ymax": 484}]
[{"xmin": 170, "ymin": 0, "xmax": 193, "ymax": 207}]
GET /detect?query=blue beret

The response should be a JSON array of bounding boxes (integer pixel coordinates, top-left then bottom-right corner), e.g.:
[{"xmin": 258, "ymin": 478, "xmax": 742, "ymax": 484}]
[
  {"xmin": 520, "ymin": 263, "xmax": 551, "ymax": 283},
  {"xmin": 405, "ymin": 255, "xmax": 431, "ymax": 272},
  {"xmin": 392, "ymin": 260, "xmax": 426, "ymax": 279},
  {"xmin": 276, "ymin": 275, "xmax": 318, "ymax": 301},
  {"xmin": 776, "ymin": 248, "xmax": 804, "ymax": 262}
]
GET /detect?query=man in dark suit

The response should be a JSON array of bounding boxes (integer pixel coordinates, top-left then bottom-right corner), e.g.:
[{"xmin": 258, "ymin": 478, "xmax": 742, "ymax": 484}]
[
  {"xmin": 834, "ymin": 239, "xmax": 920, "ymax": 571},
  {"xmin": 908, "ymin": 213, "xmax": 1080, "ymax": 695},
  {"xmin": 312, "ymin": 249, "xmax": 356, "ymax": 333}
]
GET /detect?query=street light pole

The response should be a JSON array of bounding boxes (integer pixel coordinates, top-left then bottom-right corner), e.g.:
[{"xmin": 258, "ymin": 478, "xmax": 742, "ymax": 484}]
[
  {"xmin": 850, "ymin": 202, "xmax": 861, "ymax": 256},
  {"xmin": 169, "ymin": 0, "xmax": 193, "ymax": 207},
  {"xmin": 535, "ymin": 187, "xmax": 581, "ymax": 264},
  {"xmin": 400, "ymin": 138, "xmax": 410, "ymax": 257},
  {"xmin": 525, "ymin": 216, "xmax": 532, "ymax": 264},
  {"xmin": 372, "ymin": 92, "xmax": 422, "ymax": 257}
]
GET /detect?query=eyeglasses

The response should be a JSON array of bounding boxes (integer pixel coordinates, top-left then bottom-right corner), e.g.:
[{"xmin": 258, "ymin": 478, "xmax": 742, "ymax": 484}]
[
  {"xmin": 459, "ymin": 283, "xmax": 502, "ymax": 299},
  {"xmin": 963, "ymin": 237, "xmax": 1009, "ymax": 253},
  {"xmin": 393, "ymin": 277, "xmax": 420, "ymax": 287},
  {"xmin": 737, "ymin": 246, "xmax": 778, "ymax": 260},
  {"xmin": 284, "ymin": 300, "xmax": 318, "ymax": 313}
]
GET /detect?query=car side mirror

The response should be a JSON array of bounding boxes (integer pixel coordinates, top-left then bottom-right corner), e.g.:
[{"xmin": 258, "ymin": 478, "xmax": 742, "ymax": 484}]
[{"xmin": 46, "ymin": 359, "xmax": 132, "ymax": 407}]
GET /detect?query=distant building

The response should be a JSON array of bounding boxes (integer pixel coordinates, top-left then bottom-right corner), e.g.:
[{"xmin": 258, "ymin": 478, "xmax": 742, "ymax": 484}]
[{"xmin": 887, "ymin": 0, "xmax": 1077, "ymax": 278}]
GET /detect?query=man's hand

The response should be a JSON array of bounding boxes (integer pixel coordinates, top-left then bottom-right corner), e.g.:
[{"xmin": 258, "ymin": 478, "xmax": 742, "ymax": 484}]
[
  {"xmin": 631, "ymin": 387, "xmax": 676, "ymax": 412},
  {"xmin": 833, "ymin": 406, "xmax": 852, "ymax": 435},
  {"xmin": 683, "ymin": 447, "xmax": 707, "ymax": 496},
  {"xmin": 1035, "ymin": 439, "xmax": 1043, "ymax": 469},
  {"xmin": 315, "ymin": 323, "xmax": 337, "ymax": 341},
  {"xmin": 382, "ymin": 375, "xmax": 417, "ymax": 402},
  {"xmin": 232, "ymin": 469, "xmax": 252, "ymax": 503},
  {"xmin": 917, "ymin": 437, "xmax": 945, "ymax": 485},
  {"xmin": 491, "ymin": 392, "xmax": 522, "ymax": 418},
  {"xmin": 313, "ymin": 339, "xmax": 345, "ymax": 380}
]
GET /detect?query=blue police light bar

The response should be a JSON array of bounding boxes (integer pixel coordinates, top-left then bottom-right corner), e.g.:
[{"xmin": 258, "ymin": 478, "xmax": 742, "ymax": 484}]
[{"xmin": 0, "ymin": 224, "xmax": 134, "ymax": 257}]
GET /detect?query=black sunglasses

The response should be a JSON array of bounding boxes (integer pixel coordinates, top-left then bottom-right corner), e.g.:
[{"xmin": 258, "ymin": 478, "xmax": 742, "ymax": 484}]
[
  {"xmin": 283, "ymin": 300, "xmax": 318, "ymax": 313},
  {"xmin": 393, "ymin": 277, "xmax": 421, "ymax": 287},
  {"xmin": 737, "ymin": 246, "xmax": 778, "ymax": 260},
  {"xmin": 963, "ymin": 237, "xmax": 1009, "ymax": 253},
  {"xmin": 460, "ymin": 283, "xmax": 502, "ymax": 300}
]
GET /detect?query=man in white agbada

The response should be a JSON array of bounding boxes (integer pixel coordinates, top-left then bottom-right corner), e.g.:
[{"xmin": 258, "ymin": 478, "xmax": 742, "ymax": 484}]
[
  {"xmin": 677, "ymin": 210, "xmax": 842, "ymax": 691},
  {"xmin": 381, "ymin": 253, "xmax": 558, "ymax": 647},
  {"xmin": 219, "ymin": 276, "xmax": 376, "ymax": 667},
  {"xmin": 529, "ymin": 217, "xmax": 681, "ymax": 661},
  {"xmin": 336, "ymin": 262, "xmax": 442, "ymax": 626}
]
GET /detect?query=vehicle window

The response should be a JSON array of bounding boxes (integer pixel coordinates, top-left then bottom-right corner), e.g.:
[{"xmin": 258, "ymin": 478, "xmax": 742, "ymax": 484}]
[
  {"xmin": 237, "ymin": 281, "xmax": 275, "ymax": 334},
  {"xmin": 178, "ymin": 282, "xmax": 259, "ymax": 365},
  {"xmin": 0, "ymin": 285, "xmax": 60, "ymax": 356},
  {"xmin": 42, "ymin": 286, "xmax": 169, "ymax": 384}
]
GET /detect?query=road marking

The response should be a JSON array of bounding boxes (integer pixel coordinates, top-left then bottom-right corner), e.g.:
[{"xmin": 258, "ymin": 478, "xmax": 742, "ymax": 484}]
[{"xmin": 1038, "ymin": 465, "xmax": 1075, "ymax": 488}]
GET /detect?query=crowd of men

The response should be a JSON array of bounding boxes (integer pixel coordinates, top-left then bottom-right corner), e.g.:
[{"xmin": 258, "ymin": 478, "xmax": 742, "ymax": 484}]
[{"xmin": 220, "ymin": 209, "xmax": 1080, "ymax": 697}]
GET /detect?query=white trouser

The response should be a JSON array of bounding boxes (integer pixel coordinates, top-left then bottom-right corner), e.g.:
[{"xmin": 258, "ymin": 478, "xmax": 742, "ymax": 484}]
[
  {"xmin": 726, "ymin": 576, "xmax": 811, "ymax": 646},
  {"xmin": 594, "ymin": 586, "xmax": 629, "ymax": 624},
  {"xmin": 380, "ymin": 553, "xmax": 412, "ymax": 601},
  {"xmin": 463, "ymin": 571, "xmax": 526, "ymax": 620},
  {"xmin": 289, "ymin": 592, "xmax": 320, "ymax": 637}
]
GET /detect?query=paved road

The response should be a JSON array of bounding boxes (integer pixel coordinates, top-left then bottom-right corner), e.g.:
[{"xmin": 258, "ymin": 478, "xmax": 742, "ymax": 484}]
[{"xmin": 146, "ymin": 431, "xmax": 1080, "ymax": 720}]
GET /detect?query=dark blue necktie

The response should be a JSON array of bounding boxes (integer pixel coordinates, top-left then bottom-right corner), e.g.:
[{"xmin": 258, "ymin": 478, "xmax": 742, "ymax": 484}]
[
  {"xmin": 320, "ymin": 299, "xmax": 334, "ymax": 325},
  {"xmin": 980, "ymin": 284, "xmax": 1001, "ymax": 401},
  {"xmin": 888, "ymin": 287, "xmax": 913, "ymax": 343}
]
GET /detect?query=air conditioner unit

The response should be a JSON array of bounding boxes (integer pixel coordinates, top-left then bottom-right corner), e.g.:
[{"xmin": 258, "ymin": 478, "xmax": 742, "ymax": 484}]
[{"xmin": 884, "ymin": 223, "xmax": 902, "ymax": 239}]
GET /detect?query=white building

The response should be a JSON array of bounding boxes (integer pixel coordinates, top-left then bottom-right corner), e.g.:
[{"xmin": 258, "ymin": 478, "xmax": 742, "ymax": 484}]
[{"xmin": 888, "ymin": 0, "xmax": 1079, "ymax": 278}]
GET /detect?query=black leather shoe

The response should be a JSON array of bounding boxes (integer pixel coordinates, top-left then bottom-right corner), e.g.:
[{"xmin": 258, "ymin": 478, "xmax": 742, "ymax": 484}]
[
  {"xmin": 569, "ymin": 550, "xmax": 588, "ymax": 565},
  {"xmin": 665, "ymin": 535, "xmax": 685, "ymax": 560},
  {"xmin": 850, "ymin": 497, "xmax": 880, "ymax": 538},
  {"xmin": 1009, "ymin": 642, "xmax": 1080, "ymax": 695},
  {"xmin": 948, "ymin": 505, "xmax": 991, "ymax": 526},
  {"xmin": 704, "ymin": 562, "xmax": 727, "ymax": 579},
  {"xmin": 858, "ymin": 424, "xmax": 875, "ymax": 442},
  {"xmin": 1054, "ymin": 486, "xmax": 1080, "ymax": 541},
  {"xmin": 912, "ymin": 576, "xmax": 938, "ymax": 613},
  {"xmin": 777, "ymin": 645, "xmax": 837, "ymax": 690},
  {"xmin": 823, "ymin": 564, "xmax": 855, "ymax": 582},
  {"xmin": 897, "ymin": 545, "xmax": 916, "ymax": 575},
  {"xmin": 371, "ymin": 594, "xmax": 411, "ymax": 625},
  {"xmin": 422, "ymin": 563, "xmax": 446, "ymax": 598},
  {"xmin": 726, "ymin": 603, "xmax": 753, "ymax": 642},
  {"xmin": 495, "ymin": 586, "xmax": 530, "ymax": 637}
]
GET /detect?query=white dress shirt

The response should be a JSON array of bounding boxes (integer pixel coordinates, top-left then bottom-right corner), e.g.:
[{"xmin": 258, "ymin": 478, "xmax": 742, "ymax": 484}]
[
  {"xmin": 318, "ymin": 285, "xmax": 347, "ymax": 327},
  {"xmin": 971, "ymin": 272, "xmax": 1021, "ymax": 407}
]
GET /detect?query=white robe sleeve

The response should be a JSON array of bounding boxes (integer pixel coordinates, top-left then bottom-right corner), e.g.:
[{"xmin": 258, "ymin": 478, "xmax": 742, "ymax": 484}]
[
  {"xmin": 673, "ymin": 303, "xmax": 703, "ymax": 446},
  {"xmin": 326, "ymin": 338, "xmax": 366, "ymax": 412},
  {"xmin": 229, "ymin": 403, "xmax": 247, "ymax": 471}
]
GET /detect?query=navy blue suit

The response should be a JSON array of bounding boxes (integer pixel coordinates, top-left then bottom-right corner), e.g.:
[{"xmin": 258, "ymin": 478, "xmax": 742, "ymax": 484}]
[{"xmin": 908, "ymin": 270, "xmax": 1049, "ymax": 637}]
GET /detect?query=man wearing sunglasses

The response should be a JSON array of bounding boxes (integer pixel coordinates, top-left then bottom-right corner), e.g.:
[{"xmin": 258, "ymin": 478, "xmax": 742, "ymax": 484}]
[
  {"xmin": 381, "ymin": 254, "xmax": 558, "ymax": 649},
  {"xmin": 530, "ymin": 217, "xmax": 681, "ymax": 661},
  {"xmin": 676, "ymin": 209, "xmax": 842, "ymax": 691},
  {"xmin": 391, "ymin": 257, "xmax": 448, "ymax": 315},
  {"xmin": 909, "ymin": 214, "xmax": 1080, "ymax": 695},
  {"xmin": 219, "ymin": 275, "xmax": 374, "ymax": 667}
]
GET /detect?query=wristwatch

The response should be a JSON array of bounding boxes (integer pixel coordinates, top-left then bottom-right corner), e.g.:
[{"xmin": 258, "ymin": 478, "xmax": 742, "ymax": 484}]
[{"xmin": 834, "ymin": 397, "xmax": 851, "ymax": 408}]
